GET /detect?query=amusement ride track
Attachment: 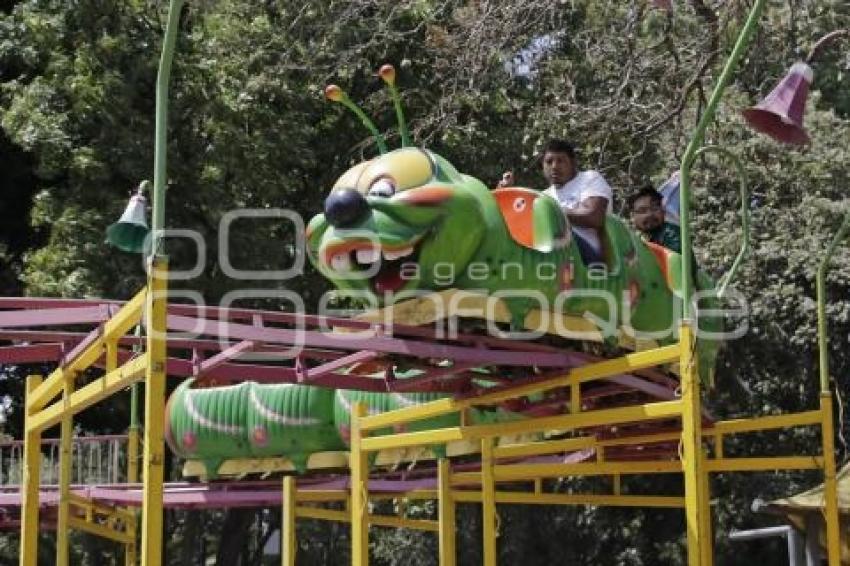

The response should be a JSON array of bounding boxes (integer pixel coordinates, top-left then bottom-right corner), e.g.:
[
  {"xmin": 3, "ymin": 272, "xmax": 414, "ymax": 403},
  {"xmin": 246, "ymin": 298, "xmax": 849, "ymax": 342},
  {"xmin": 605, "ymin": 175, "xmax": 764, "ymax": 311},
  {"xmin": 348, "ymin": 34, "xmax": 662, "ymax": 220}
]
[{"xmin": 0, "ymin": 295, "xmax": 701, "ymax": 524}]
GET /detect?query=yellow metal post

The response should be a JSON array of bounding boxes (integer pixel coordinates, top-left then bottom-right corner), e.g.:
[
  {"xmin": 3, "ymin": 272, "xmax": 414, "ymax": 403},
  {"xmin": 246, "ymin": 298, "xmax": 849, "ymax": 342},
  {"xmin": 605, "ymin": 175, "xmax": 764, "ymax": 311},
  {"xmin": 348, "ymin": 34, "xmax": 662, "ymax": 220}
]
[
  {"xmin": 570, "ymin": 382, "xmax": 581, "ymax": 413},
  {"xmin": 124, "ymin": 513, "xmax": 138, "ymax": 566},
  {"xmin": 122, "ymin": 338, "xmax": 139, "ymax": 566},
  {"xmin": 125, "ymin": 423, "xmax": 140, "ymax": 566},
  {"xmin": 350, "ymin": 402, "xmax": 370, "ymax": 566},
  {"xmin": 127, "ymin": 420, "xmax": 140, "ymax": 483},
  {"xmin": 282, "ymin": 475, "xmax": 297, "ymax": 566},
  {"xmin": 481, "ymin": 437, "xmax": 497, "ymax": 566},
  {"xmin": 679, "ymin": 323, "xmax": 711, "ymax": 566},
  {"xmin": 124, "ymin": 330, "xmax": 140, "ymax": 486},
  {"xmin": 358, "ymin": 346, "xmax": 681, "ymax": 435},
  {"xmin": 20, "ymin": 374, "xmax": 43, "ymax": 566},
  {"xmin": 138, "ymin": 0, "xmax": 183, "ymax": 556},
  {"xmin": 814, "ymin": 206, "xmax": 848, "ymax": 566},
  {"xmin": 699, "ymin": 460, "xmax": 713, "ymax": 566},
  {"xmin": 438, "ymin": 459, "xmax": 456, "ymax": 566},
  {"xmin": 56, "ymin": 373, "xmax": 75, "ymax": 566},
  {"xmin": 820, "ymin": 393, "xmax": 841, "ymax": 566},
  {"xmin": 140, "ymin": 259, "xmax": 168, "ymax": 566}
]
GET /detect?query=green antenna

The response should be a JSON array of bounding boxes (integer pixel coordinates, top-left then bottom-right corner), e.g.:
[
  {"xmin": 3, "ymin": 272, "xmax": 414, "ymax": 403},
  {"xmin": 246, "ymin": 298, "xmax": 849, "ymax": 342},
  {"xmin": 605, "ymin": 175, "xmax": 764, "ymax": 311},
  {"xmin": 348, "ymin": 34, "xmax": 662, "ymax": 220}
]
[
  {"xmin": 378, "ymin": 64, "xmax": 411, "ymax": 147},
  {"xmin": 324, "ymin": 84, "xmax": 388, "ymax": 154}
]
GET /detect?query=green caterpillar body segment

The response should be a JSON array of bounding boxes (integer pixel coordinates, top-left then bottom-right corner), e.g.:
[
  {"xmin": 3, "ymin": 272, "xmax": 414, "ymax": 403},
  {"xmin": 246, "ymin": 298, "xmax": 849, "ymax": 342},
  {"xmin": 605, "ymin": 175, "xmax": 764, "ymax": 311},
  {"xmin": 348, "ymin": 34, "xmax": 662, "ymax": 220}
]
[{"xmin": 166, "ymin": 379, "xmax": 518, "ymax": 475}]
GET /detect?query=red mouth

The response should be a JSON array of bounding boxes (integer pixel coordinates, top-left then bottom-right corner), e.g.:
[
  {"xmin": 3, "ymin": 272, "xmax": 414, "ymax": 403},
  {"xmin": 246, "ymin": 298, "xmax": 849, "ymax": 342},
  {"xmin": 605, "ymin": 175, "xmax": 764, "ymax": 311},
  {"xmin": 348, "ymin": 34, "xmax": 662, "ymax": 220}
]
[{"xmin": 320, "ymin": 238, "xmax": 423, "ymax": 294}]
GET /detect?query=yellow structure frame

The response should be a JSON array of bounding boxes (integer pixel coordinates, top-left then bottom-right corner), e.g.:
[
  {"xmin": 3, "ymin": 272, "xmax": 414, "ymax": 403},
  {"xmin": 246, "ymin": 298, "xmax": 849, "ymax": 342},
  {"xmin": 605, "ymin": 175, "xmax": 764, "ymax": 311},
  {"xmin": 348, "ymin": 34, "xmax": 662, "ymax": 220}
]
[
  {"xmin": 315, "ymin": 321, "xmax": 840, "ymax": 566},
  {"xmin": 19, "ymin": 258, "xmax": 168, "ymax": 566},
  {"xmin": 15, "ymin": 268, "xmax": 841, "ymax": 566}
]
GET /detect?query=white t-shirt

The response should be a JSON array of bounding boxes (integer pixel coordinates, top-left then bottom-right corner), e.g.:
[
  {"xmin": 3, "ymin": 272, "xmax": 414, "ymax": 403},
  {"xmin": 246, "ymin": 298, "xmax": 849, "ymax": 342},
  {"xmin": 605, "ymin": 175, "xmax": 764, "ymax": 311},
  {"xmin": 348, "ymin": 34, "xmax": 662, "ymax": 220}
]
[{"xmin": 543, "ymin": 170, "xmax": 613, "ymax": 254}]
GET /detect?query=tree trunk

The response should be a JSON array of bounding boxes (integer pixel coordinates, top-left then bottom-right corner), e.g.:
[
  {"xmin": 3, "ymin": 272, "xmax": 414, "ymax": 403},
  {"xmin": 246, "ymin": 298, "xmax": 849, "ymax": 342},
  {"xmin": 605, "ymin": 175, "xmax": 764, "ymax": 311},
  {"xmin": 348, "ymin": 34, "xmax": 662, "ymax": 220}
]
[
  {"xmin": 178, "ymin": 510, "xmax": 201, "ymax": 565},
  {"xmin": 215, "ymin": 508, "xmax": 256, "ymax": 566}
]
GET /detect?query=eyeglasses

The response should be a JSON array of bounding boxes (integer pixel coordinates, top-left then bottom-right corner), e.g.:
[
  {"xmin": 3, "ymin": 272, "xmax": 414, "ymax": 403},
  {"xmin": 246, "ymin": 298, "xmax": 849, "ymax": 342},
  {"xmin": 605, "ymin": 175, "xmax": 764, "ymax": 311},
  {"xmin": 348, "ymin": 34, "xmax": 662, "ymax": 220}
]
[{"xmin": 632, "ymin": 203, "xmax": 662, "ymax": 214}]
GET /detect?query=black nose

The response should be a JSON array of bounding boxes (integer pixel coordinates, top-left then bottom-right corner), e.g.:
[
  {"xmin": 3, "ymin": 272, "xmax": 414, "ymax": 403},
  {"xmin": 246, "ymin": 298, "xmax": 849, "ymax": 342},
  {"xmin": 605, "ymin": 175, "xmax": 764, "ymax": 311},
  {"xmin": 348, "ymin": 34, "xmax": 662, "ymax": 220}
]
[{"xmin": 324, "ymin": 189, "xmax": 370, "ymax": 228}]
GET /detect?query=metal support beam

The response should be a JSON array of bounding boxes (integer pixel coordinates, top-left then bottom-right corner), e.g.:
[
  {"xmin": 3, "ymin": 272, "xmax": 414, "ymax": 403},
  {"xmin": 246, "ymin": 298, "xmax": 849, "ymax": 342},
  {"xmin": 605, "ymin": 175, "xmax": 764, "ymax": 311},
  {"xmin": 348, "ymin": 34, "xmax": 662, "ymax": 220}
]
[
  {"xmin": 124, "ymin": 513, "xmax": 138, "ymax": 566},
  {"xmin": 481, "ymin": 438, "xmax": 497, "ymax": 566},
  {"xmin": 451, "ymin": 491, "xmax": 686, "ymax": 508},
  {"xmin": 27, "ymin": 288, "xmax": 146, "ymax": 412},
  {"xmin": 56, "ymin": 373, "xmax": 75, "ymax": 566},
  {"xmin": 729, "ymin": 526, "xmax": 804, "ymax": 566},
  {"xmin": 65, "ymin": 494, "xmax": 136, "ymax": 546},
  {"xmin": 295, "ymin": 506, "xmax": 439, "ymax": 531},
  {"xmin": 127, "ymin": 423, "xmax": 140, "ymax": 484},
  {"xmin": 19, "ymin": 374, "xmax": 43, "ymax": 566},
  {"xmin": 128, "ymin": 325, "xmax": 141, "ymax": 486},
  {"xmin": 28, "ymin": 355, "xmax": 147, "ymax": 433},
  {"xmin": 67, "ymin": 517, "xmax": 135, "ymax": 545},
  {"xmin": 282, "ymin": 476, "xmax": 297, "ymax": 566},
  {"xmin": 680, "ymin": 323, "xmax": 712, "ymax": 566},
  {"xmin": 350, "ymin": 402, "xmax": 370, "ymax": 566},
  {"xmin": 361, "ymin": 399, "xmax": 683, "ymax": 452},
  {"xmin": 814, "ymin": 205, "xmax": 849, "ymax": 566},
  {"xmin": 711, "ymin": 411, "xmax": 823, "ymax": 434},
  {"xmin": 700, "ymin": 455, "xmax": 714, "ymax": 566},
  {"xmin": 117, "ymin": 334, "xmax": 138, "ymax": 566},
  {"xmin": 438, "ymin": 459, "xmax": 456, "ymax": 566},
  {"xmin": 819, "ymin": 393, "xmax": 841, "ymax": 566},
  {"xmin": 140, "ymin": 259, "xmax": 168, "ymax": 566},
  {"xmin": 136, "ymin": 0, "xmax": 184, "ymax": 551},
  {"xmin": 359, "ymin": 345, "xmax": 681, "ymax": 433}
]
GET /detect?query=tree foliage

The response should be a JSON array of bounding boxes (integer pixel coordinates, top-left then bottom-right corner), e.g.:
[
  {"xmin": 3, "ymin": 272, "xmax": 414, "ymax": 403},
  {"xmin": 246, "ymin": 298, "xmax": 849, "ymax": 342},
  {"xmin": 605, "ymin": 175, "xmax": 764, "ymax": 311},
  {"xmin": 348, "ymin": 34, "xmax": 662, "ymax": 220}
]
[{"xmin": 1, "ymin": 0, "xmax": 849, "ymax": 564}]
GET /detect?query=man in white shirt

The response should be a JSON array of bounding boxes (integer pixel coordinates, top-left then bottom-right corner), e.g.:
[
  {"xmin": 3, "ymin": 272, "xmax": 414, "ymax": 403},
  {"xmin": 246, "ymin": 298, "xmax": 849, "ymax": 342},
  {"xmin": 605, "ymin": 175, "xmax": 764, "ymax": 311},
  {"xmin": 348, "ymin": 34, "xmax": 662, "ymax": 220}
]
[{"xmin": 500, "ymin": 139, "xmax": 613, "ymax": 265}]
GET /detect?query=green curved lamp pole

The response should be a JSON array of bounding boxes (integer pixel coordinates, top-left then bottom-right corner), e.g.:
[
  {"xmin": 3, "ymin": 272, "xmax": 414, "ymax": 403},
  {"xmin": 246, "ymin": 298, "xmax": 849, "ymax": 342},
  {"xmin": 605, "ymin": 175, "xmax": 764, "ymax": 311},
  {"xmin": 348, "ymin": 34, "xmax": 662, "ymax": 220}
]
[
  {"xmin": 151, "ymin": 0, "xmax": 183, "ymax": 258},
  {"xmin": 678, "ymin": 0, "xmax": 766, "ymax": 319},
  {"xmin": 806, "ymin": 28, "xmax": 850, "ymax": 394},
  {"xmin": 806, "ymin": 29, "xmax": 849, "ymax": 64},
  {"xmin": 814, "ymin": 207, "xmax": 849, "ymax": 566},
  {"xmin": 811, "ymin": 24, "xmax": 850, "ymax": 559},
  {"xmin": 817, "ymin": 210, "xmax": 850, "ymax": 392},
  {"xmin": 689, "ymin": 145, "xmax": 750, "ymax": 299},
  {"xmin": 140, "ymin": 2, "xmax": 183, "ymax": 566}
]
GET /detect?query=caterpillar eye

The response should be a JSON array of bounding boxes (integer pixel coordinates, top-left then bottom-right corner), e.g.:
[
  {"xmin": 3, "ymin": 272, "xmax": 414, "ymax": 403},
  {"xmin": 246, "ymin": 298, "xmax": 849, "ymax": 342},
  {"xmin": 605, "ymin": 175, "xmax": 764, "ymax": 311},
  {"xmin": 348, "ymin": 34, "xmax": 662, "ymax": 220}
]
[
  {"xmin": 368, "ymin": 178, "xmax": 396, "ymax": 198},
  {"xmin": 513, "ymin": 197, "xmax": 526, "ymax": 212}
]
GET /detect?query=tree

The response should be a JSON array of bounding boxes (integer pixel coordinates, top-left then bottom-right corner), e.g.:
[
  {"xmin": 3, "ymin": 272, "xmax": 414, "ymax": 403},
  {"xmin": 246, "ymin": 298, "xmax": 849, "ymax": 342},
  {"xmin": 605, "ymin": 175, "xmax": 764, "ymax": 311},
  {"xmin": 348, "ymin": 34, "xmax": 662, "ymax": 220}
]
[{"xmin": 1, "ymin": 0, "xmax": 849, "ymax": 564}]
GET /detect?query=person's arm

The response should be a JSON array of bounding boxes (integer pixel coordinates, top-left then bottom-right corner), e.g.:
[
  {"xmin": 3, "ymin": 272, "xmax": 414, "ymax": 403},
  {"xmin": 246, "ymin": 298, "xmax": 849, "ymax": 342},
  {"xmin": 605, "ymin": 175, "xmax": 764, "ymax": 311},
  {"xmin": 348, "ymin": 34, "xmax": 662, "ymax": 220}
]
[
  {"xmin": 563, "ymin": 171, "xmax": 612, "ymax": 229},
  {"xmin": 563, "ymin": 196, "xmax": 608, "ymax": 229},
  {"xmin": 496, "ymin": 171, "xmax": 515, "ymax": 188}
]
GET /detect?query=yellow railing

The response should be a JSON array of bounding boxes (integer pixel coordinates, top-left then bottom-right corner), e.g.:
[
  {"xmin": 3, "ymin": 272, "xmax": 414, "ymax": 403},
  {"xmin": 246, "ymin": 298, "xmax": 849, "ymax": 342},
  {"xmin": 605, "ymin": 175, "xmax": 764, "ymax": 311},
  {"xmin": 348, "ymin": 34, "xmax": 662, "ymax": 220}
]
[
  {"xmin": 20, "ymin": 258, "xmax": 168, "ymax": 566},
  {"xmin": 329, "ymin": 328, "xmax": 840, "ymax": 566},
  {"xmin": 358, "ymin": 344, "xmax": 682, "ymax": 434}
]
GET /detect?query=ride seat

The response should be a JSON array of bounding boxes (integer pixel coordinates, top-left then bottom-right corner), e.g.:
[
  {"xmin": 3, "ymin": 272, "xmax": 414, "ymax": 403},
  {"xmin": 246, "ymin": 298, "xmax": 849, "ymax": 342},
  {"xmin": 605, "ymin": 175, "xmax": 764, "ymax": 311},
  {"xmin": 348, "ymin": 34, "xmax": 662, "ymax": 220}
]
[
  {"xmin": 644, "ymin": 241, "xmax": 672, "ymax": 283},
  {"xmin": 599, "ymin": 216, "xmax": 627, "ymax": 276}
]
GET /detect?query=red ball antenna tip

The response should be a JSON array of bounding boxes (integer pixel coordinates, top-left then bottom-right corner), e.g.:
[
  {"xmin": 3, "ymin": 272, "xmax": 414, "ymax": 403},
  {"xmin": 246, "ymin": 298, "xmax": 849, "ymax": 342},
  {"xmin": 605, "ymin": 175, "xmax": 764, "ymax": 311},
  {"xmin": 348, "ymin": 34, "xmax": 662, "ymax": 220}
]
[
  {"xmin": 378, "ymin": 64, "xmax": 396, "ymax": 85},
  {"xmin": 324, "ymin": 84, "xmax": 345, "ymax": 102}
]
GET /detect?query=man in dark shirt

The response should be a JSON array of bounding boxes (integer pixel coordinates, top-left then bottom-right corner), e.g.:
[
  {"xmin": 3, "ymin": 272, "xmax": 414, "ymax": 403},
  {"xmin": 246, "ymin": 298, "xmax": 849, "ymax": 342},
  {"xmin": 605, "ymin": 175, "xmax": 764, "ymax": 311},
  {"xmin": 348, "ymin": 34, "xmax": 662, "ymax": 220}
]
[{"xmin": 628, "ymin": 186, "xmax": 682, "ymax": 253}]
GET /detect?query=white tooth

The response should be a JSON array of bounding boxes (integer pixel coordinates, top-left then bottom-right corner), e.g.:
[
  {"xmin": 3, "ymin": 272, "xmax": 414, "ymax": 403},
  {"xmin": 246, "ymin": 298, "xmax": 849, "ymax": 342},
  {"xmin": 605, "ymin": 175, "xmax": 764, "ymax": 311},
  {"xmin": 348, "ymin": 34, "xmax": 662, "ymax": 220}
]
[
  {"xmin": 356, "ymin": 248, "xmax": 380, "ymax": 263},
  {"xmin": 383, "ymin": 247, "xmax": 414, "ymax": 260},
  {"xmin": 330, "ymin": 253, "xmax": 352, "ymax": 271}
]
